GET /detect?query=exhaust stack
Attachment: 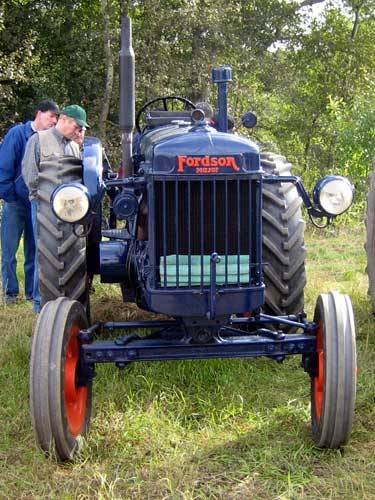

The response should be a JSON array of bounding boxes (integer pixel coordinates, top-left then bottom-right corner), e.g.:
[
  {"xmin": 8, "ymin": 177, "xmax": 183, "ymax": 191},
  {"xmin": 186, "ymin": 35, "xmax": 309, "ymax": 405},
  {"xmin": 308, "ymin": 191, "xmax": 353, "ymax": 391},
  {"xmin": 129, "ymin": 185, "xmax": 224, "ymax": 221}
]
[
  {"xmin": 212, "ymin": 66, "xmax": 232, "ymax": 133},
  {"xmin": 119, "ymin": 16, "xmax": 135, "ymax": 177}
]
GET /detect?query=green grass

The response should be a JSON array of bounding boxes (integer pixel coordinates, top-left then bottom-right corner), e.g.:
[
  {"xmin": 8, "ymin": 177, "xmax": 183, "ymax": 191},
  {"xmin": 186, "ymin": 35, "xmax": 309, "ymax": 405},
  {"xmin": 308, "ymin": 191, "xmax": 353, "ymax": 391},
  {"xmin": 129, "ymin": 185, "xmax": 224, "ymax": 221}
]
[{"xmin": 1, "ymin": 224, "xmax": 375, "ymax": 499}]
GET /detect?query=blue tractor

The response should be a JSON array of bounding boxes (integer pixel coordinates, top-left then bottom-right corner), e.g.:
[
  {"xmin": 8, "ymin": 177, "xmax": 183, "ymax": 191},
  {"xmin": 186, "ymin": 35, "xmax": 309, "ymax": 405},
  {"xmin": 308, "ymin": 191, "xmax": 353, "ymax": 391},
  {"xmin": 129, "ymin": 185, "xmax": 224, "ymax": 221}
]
[{"xmin": 30, "ymin": 17, "xmax": 356, "ymax": 461}]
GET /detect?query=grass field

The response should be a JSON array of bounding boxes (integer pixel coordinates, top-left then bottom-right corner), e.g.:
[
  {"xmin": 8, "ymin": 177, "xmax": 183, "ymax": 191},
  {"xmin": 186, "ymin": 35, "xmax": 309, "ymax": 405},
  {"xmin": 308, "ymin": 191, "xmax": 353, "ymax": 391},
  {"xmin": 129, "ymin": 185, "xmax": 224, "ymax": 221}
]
[{"xmin": 0, "ymin": 224, "xmax": 374, "ymax": 499}]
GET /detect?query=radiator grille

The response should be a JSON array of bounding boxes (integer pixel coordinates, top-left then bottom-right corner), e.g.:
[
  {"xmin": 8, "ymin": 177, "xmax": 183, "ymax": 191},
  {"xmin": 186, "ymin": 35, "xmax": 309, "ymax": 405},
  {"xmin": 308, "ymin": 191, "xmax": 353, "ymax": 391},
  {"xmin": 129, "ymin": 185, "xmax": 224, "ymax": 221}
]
[{"xmin": 152, "ymin": 177, "xmax": 260, "ymax": 288}]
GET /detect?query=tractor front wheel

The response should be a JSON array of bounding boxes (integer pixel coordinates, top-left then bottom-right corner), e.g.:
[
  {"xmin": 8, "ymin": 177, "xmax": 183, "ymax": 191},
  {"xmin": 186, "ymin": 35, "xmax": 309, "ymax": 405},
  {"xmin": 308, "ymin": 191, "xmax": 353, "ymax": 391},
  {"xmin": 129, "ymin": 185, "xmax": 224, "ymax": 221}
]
[
  {"xmin": 30, "ymin": 297, "xmax": 92, "ymax": 461},
  {"xmin": 310, "ymin": 291, "xmax": 356, "ymax": 448}
]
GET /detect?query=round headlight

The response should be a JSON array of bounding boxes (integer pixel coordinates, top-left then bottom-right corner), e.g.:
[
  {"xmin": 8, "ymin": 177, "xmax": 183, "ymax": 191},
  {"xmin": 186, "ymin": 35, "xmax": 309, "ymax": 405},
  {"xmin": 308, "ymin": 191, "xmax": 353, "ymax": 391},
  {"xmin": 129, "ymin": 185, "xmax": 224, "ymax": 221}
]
[
  {"xmin": 52, "ymin": 184, "xmax": 90, "ymax": 223},
  {"xmin": 314, "ymin": 176, "xmax": 354, "ymax": 216}
]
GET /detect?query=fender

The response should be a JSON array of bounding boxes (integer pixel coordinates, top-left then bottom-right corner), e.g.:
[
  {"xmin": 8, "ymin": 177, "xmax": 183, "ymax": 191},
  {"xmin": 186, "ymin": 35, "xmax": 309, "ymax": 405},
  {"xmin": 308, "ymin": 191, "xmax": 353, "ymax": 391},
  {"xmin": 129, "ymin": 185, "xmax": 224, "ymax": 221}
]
[
  {"xmin": 83, "ymin": 136, "xmax": 105, "ymax": 200},
  {"xmin": 82, "ymin": 136, "xmax": 105, "ymax": 274}
]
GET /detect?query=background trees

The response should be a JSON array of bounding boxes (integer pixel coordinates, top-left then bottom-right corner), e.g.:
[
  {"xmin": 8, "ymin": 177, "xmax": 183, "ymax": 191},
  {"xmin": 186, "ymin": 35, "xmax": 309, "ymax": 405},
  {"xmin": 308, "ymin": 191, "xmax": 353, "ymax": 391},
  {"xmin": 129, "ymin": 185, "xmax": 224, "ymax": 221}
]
[{"xmin": 1, "ymin": 0, "xmax": 374, "ymax": 203}]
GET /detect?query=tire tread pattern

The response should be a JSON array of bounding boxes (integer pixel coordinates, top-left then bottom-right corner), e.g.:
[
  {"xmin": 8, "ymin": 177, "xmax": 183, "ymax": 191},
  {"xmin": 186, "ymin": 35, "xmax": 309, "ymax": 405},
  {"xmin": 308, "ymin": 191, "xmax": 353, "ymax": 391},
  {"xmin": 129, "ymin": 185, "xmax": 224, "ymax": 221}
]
[
  {"xmin": 261, "ymin": 152, "xmax": 306, "ymax": 317},
  {"xmin": 37, "ymin": 157, "xmax": 87, "ymax": 307}
]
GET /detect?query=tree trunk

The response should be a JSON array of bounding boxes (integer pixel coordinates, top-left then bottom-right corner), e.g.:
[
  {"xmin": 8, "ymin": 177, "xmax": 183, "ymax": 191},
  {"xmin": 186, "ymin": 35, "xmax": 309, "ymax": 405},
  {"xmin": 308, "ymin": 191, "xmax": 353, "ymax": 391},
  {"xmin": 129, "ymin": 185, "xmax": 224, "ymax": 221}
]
[
  {"xmin": 98, "ymin": 0, "xmax": 114, "ymax": 141},
  {"xmin": 121, "ymin": 0, "xmax": 132, "ymax": 16},
  {"xmin": 299, "ymin": 0, "xmax": 326, "ymax": 7},
  {"xmin": 351, "ymin": 5, "xmax": 361, "ymax": 41}
]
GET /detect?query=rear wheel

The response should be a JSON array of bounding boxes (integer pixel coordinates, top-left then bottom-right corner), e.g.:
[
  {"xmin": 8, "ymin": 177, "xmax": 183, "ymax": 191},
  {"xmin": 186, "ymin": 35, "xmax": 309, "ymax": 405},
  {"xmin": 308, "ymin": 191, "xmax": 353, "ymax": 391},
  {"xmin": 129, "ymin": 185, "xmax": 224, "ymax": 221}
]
[
  {"xmin": 37, "ymin": 157, "xmax": 88, "ymax": 309},
  {"xmin": 30, "ymin": 297, "xmax": 92, "ymax": 461},
  {"xmin": 311, "ymin": 291, "xmax": 356, "ymax": 448},
  {"xmin": 261, "ymin": 152, "xmax": 306, "ymax": 318}
]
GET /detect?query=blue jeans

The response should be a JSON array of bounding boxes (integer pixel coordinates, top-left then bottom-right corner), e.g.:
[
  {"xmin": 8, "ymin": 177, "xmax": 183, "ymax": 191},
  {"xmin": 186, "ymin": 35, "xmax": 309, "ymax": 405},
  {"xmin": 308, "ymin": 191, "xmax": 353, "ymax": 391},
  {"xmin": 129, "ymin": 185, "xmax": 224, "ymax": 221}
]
[
  {"xmin": 31, "ymin": 200, "xmax": 41, "ymax": 312},
  {"xmin": 1, "ymin": 199, "xmax": 35, "ymax": 299}
]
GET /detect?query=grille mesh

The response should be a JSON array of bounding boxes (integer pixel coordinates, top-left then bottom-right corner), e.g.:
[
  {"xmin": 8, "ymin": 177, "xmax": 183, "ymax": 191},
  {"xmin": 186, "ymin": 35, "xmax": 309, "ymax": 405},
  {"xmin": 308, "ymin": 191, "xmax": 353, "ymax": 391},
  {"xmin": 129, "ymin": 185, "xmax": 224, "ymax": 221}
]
[{"xmin": 153, "ymin": 178, "xmax": 257, "ymax": 288}]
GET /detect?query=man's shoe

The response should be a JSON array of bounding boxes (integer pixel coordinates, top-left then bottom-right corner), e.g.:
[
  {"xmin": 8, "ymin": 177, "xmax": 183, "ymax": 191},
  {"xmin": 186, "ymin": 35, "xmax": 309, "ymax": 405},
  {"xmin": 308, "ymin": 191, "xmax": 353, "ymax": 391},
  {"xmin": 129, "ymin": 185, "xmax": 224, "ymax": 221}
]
[{"xmin": 4, "ymin": 295, "xmax": 18, "ymax": 304}]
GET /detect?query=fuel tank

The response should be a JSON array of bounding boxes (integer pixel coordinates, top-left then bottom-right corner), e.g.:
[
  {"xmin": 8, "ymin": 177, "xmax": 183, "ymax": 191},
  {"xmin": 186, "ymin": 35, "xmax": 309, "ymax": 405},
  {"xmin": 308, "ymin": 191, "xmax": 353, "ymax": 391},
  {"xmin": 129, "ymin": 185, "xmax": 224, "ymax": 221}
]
[{"xmin": 139, "ymin": 123, "xmax": 260, "ymax": 175}]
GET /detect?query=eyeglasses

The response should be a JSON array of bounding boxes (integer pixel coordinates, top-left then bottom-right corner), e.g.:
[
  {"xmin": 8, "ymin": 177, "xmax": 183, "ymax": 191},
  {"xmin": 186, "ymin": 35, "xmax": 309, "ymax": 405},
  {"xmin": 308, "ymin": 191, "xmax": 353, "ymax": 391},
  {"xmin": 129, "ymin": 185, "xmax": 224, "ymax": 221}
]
[{"xmin": 67, "ymin": 117, "xmax": 83, "ymax": 132}]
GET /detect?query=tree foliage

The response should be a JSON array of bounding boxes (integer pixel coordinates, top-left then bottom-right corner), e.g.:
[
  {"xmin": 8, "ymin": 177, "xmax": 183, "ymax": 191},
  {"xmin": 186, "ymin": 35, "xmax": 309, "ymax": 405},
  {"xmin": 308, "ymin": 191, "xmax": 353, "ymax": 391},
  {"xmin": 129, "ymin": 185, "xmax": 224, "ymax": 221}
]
[{"xmin": 0, "ymin": 0, "xmax": 374, "ymax": 203}]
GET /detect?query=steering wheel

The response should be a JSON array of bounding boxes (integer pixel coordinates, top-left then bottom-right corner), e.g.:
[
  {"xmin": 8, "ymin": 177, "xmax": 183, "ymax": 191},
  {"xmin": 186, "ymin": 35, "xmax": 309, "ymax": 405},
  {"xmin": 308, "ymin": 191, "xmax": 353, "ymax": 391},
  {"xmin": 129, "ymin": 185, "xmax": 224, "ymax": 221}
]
[{"xmin": 135, "ymin": 95, "xmax": 196, "ymax": 133}]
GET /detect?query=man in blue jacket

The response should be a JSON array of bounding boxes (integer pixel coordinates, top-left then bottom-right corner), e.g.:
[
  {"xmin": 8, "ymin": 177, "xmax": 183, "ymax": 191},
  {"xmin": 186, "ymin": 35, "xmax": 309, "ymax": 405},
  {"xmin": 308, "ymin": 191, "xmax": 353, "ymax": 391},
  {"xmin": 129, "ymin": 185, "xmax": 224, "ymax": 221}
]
[{"xmin": 0, "ymin": 100, "xmax": 59, "ymax": 304}]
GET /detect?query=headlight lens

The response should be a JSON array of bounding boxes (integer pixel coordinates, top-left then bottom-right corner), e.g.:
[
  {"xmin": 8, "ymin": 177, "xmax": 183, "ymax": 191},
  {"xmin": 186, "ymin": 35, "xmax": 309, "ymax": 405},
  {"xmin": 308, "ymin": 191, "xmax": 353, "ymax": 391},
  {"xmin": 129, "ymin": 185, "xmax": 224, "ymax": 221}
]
[
  {"xmin": 52, "ymin": 184, "xmax": 90, "ymax": 222},
  {"xmin": 314, "ymin": 176, "xmax": 354, "ymax": 216}
]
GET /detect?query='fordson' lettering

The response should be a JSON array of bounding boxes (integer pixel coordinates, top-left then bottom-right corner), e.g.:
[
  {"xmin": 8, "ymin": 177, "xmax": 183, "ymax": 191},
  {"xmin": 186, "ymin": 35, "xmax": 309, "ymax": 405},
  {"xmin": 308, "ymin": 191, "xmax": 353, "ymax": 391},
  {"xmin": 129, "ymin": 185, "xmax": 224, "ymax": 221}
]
[{"xmin": 177, "ymin": 155, "xmax": 241, "ymax": 173}]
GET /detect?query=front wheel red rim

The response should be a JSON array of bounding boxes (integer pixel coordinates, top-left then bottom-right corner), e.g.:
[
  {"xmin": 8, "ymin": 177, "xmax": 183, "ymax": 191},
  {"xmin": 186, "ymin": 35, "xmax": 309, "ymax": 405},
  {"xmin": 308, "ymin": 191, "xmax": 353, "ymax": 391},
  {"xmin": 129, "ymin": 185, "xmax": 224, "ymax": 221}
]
[
  {"xmin": 64, "ymin": 325, "xmax": 88, "ymax": 437},
  {"xmin": 313, "ymin": 323, "xmax": 324, "ymax": 421}
]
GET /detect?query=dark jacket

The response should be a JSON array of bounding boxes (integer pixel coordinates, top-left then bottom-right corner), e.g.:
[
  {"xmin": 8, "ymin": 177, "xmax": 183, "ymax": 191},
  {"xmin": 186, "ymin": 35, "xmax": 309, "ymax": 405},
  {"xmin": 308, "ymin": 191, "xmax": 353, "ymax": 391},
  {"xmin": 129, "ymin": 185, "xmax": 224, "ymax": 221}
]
[{"xmin": 0, "ymin": 120, "xmax": 34, "ymax": 204}]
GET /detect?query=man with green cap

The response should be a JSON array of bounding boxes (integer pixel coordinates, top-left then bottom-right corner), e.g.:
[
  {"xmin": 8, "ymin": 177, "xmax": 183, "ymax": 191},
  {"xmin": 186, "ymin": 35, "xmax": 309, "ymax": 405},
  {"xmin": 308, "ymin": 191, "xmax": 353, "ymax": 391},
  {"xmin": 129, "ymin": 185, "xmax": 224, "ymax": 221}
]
[{"xmin": 22, "ymin": 104, "xmax": 90, "ymax": 312}]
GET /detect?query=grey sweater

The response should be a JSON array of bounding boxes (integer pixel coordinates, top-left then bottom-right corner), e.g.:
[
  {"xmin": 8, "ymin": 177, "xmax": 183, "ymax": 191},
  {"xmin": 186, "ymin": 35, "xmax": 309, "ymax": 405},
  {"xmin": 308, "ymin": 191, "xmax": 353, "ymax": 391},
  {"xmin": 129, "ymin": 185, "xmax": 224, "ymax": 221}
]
[{"xmin": 22, "ymin": 127, "xmax": 80, "ymax": 201}]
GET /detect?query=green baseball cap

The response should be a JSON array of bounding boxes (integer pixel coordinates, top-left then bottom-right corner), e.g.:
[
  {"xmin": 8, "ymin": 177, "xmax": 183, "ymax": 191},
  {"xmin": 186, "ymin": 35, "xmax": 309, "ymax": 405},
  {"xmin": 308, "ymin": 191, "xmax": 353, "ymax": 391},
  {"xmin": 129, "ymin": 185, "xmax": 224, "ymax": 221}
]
[{"xmin": 61, "ymin": 104, "xmax": 90, "ymax": 128}]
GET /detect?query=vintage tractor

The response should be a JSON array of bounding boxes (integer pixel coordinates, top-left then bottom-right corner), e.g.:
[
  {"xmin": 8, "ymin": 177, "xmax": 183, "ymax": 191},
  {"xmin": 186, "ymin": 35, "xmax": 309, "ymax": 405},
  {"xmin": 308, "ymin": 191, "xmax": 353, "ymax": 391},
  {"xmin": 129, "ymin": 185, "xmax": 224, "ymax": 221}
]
[{"xmin": 30, "ymin": 17, "xmax": 356, "ymax": 461}]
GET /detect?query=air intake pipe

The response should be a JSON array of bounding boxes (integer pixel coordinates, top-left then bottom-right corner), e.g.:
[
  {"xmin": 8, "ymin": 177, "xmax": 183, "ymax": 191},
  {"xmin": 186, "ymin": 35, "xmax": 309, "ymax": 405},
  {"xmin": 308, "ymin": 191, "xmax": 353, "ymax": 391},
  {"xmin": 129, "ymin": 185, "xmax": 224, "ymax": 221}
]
[
  {"xmin": 212, "ymin": 66, "xmax": 232, "ymax": 133},
  {"xmin": 119, "ymin": 16, "xmax": 135, "ymax": 177}
]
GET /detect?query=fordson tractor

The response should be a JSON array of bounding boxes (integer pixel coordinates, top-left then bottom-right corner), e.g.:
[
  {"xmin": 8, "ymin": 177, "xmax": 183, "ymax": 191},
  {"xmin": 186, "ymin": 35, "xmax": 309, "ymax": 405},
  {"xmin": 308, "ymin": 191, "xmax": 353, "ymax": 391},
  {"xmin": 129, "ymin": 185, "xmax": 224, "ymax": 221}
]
[{"xmin": 30, "ymin": 17, "xmax": 356, "ymax": 461}]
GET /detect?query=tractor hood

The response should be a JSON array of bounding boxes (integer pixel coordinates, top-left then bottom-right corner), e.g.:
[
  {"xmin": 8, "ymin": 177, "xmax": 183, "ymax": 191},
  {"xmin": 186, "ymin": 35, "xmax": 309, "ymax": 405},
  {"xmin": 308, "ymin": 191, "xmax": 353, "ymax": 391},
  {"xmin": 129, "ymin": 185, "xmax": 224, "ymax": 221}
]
[{"xmin": 140, "ymin": 123, "xmax": 260, "ymax": 175}]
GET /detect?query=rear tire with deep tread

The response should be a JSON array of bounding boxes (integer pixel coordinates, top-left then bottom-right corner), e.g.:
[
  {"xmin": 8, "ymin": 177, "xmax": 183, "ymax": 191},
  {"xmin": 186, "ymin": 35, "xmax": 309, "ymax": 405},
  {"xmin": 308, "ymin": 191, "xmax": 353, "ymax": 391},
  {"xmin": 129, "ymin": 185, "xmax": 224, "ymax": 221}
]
[
  {"xmin": 261, "ymin": 152, "xmax": 306, "ymax": 318},
  {"xmin": 37, "ymin": 157, "xmax": 88, "ymax": 309}
]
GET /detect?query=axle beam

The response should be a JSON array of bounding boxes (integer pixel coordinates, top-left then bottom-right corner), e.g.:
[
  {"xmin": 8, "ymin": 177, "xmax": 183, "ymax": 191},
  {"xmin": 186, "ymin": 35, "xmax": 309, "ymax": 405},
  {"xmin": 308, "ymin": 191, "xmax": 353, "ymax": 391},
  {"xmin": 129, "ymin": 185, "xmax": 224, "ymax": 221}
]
[{"xmin": 81, "ymin": 332, "xmax": 316, "ymax": 365}]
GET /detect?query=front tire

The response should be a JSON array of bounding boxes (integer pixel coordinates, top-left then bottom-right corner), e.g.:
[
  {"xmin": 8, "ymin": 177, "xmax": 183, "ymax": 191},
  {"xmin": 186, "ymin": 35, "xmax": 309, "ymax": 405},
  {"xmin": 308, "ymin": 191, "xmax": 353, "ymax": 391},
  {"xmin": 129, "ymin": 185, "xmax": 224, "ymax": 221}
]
[
  {"xmin": 311, "ymin": 291, "xmax": 356, "ymax": 448},
  {"xmin": 37, "ymin": 157, "xmax": 88, "ymax": 309},
  {"xmin": 30, "ymin": 297, "xmax": 92, "ymax": 461}
]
